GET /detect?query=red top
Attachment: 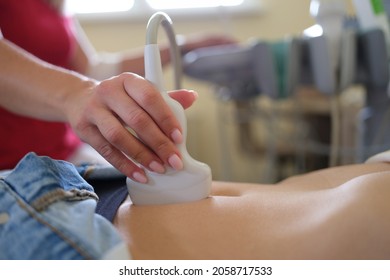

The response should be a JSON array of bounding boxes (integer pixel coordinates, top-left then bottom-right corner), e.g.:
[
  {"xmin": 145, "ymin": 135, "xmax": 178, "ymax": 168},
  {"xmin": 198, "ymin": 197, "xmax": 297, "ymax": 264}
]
[{"xmin": 0, "ymin": 0, "xmax": 82, "ymax": 169}]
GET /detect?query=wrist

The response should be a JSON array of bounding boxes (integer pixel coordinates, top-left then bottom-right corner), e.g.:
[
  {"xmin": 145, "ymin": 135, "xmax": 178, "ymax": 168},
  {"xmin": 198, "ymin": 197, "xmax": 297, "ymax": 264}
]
[{"xmin": 61, "ymin": 72, "xmax": 98, "ymax": 122}]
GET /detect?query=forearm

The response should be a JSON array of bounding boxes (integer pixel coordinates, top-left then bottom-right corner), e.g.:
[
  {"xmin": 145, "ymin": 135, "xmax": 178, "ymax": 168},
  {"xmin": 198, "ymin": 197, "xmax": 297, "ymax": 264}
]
[
  {"xmin": 95, "ymin": 34, "xmax": 236, "ymax": 79},
  {"xmin": 118, "ymin": 44, "xmax": 172, "ymax": 77},
  {"xmin": 0, "ymin": 38, "xmax": 96, "ymax": 122}
]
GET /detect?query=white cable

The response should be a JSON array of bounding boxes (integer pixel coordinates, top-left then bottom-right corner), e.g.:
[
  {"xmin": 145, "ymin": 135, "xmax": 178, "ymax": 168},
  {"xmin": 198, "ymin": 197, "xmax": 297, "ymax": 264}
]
[{"xmin": 145, "ymin": 12, "xmax": 182, "ymax": 90}]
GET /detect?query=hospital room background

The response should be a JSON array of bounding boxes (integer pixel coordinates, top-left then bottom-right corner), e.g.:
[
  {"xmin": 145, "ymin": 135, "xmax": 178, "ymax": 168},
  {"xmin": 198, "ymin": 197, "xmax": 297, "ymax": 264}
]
[{"xmin": 76, "ymin": 0, "xmax": 390, "ymax": 183}]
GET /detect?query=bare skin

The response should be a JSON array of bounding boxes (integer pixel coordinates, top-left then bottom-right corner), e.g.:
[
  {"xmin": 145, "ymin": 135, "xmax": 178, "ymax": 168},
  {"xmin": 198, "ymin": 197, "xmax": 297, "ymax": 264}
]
[{"xmin": 114, "ymin": 162, "xmax": 390, "ymax": 260}]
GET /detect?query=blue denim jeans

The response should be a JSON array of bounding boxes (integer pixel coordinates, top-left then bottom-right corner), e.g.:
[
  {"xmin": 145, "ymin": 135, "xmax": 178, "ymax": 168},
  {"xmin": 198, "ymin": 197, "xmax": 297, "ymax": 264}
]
[{"xmin": 0, "ymin": 153, "xmax": 130, "ymax": 260}]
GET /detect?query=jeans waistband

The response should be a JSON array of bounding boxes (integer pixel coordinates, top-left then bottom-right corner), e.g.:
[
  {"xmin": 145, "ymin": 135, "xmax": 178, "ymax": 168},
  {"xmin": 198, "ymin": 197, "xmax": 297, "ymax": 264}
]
[{"xmin": 0, "ymin": 152, "xmax": 129, "ymax": 259}]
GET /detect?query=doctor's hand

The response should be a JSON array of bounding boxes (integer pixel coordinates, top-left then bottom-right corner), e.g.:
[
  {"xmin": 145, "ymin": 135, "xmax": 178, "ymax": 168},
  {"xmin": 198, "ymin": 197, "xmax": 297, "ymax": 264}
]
[
  {"xmin": 65, "ymin": 72, "xmax": 197, "ymax": 182},
  {"xmin": 179, "ymin": 33, "xmax": 238, "ymax": 54}
]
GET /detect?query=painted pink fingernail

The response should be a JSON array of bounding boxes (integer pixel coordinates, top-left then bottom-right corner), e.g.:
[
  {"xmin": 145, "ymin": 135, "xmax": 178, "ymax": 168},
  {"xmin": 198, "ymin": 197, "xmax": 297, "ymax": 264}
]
[
  {"xmin": 189, "ymin": 90, "xmax": 199, "ymax": 99},
  {"xmin": 171, "ymin": 129, "xmax": 183, "ymax": 144},
  {"xmin": 168, "ymin": 154, "xmax": 183, "ymax": 170},
  {"xmin": 133, "ymin": 171, "xmax": 148, "ymax": 184},
  {"xmin": 149, "ymin": 161, "xmax": 165, "ymax": 174}
]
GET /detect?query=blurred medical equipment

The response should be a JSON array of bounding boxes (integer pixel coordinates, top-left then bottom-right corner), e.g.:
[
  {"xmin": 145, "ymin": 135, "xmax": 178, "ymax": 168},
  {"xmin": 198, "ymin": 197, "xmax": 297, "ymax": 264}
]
[
  {"xmin": 126, "ymin": 12, "xmax": 212, "ymax": 205},
  {"xmin": 182, "ymin": 0, "xmax": 390, "ymax": 182}
]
